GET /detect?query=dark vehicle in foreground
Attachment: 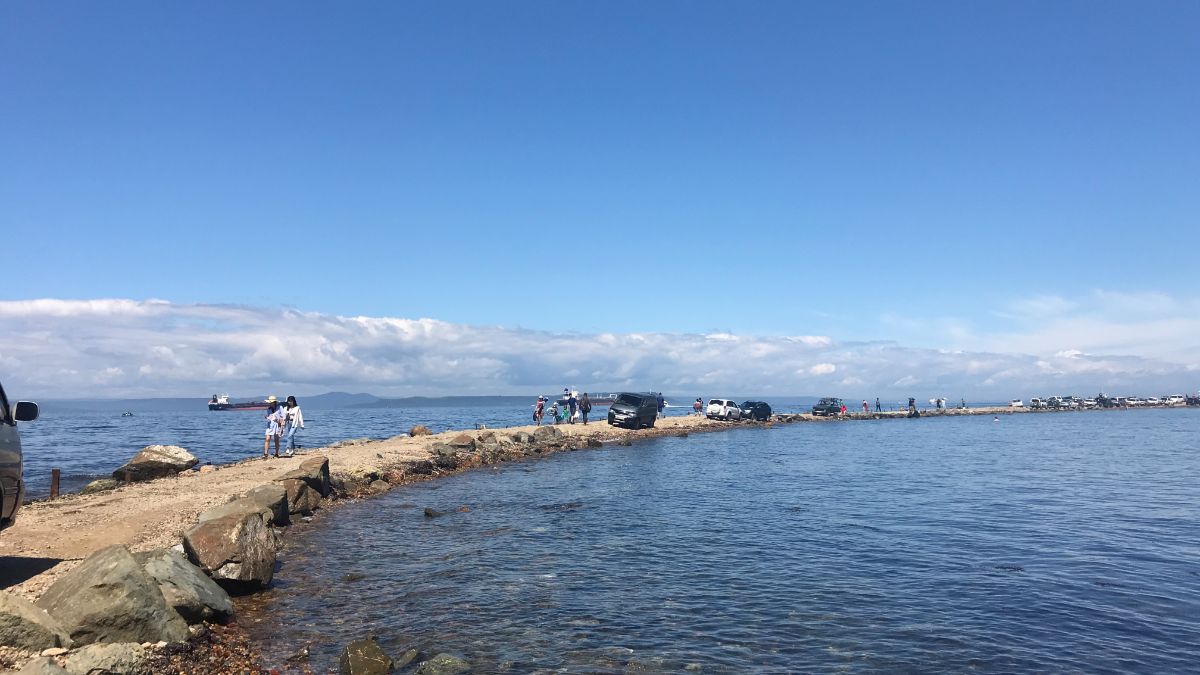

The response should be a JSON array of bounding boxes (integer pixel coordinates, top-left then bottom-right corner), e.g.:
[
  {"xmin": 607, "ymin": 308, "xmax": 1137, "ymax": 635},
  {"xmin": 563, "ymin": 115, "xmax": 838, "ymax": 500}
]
[
  {"xmin": 811, "ymin": 397, "xmax": 844, "ymax": 417},
  {"xmin": 0, "ymin": 380, "xmax": 39, "ymax": 532},
  {"xmin": 607, "ymin": 393, "xmax": 658, "ymax": 429},
  {"xmin": 740, "ymin": 401, "xmax": 772, "ymax": 421}
]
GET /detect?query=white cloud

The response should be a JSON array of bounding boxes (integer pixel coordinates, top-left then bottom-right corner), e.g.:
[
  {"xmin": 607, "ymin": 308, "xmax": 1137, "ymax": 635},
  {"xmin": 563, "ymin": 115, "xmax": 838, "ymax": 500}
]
[{"xmin": 0, "ymin": 298, "xmax": 1196, "ymax": 399}]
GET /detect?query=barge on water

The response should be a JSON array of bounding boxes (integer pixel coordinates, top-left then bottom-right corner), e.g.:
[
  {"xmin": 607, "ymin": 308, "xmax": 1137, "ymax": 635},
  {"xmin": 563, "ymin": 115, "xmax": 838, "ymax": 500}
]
[{"xmin": 208, "ymin": 394, "xmax": 271, "ymax": 411}]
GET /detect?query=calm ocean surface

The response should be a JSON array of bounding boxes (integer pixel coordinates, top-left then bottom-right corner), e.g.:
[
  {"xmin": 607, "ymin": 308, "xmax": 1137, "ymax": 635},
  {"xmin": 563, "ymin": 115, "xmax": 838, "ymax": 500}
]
[{"xmin": 236, "ymin": 408, "xmax": 1200, "ymax": 673}]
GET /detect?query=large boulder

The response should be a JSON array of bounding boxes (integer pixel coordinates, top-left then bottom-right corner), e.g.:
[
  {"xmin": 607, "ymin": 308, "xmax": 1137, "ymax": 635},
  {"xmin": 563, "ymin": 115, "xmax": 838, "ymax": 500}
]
[
  {"xmin": 409, "ymin": 425, "xmax": 432, "ymax": 437},
  {"xmin": 64, "ymin": 642, "xmax": 147, "ymax": 675},
  {"xmin": 338, "ymin": 637, "xmax": 394, "ymax": 675},
  {"xmin": 80, "ymin": 478, "xmax": 120, "ymax": 495},
  {"xmin": 447, "ymin": 434, "xmax": 476, "ymax": 450},
  {"xmin": 198, "ymin": 485, "xmax": 289, "ymax": 527},
  {"xmin": 183, "ymin": 512, "xmax": 276, "ymax": 592},
  {"xmin": 112, "ymin": 445, "xmax": 197, "ymax": 482},
  {"xmin": 532, "ymin": 426, "xmax": 563, "ymax": 445},
  {"xmin": 429, "ymin": 444, "xmax": 457, "ymax": 470},
  {"xmin": 0, "ymin": 591, "xmax": 71, "ymax": 650},
  {"xmin": 35, "ymin": 546, "xmax": 188, "ymax": 646},
  {"xmin": 273, "ymin": 456, "xmax": 330, "ymax": 515},
  {"xmin": 139, "ymin": 549, "xmax": 233, "ymax": 624}
]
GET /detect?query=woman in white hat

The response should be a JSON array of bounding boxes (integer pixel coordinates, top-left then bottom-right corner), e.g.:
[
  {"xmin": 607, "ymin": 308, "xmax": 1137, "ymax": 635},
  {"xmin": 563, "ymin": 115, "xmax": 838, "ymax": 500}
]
[{"xmin": 263, "ymin": 396, "xmax": 286, "ymax": 459}]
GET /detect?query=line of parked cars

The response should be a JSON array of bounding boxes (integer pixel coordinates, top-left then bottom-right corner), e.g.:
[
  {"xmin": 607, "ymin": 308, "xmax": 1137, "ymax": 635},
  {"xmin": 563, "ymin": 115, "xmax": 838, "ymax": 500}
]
[
  {"xmin": 606, "ymin": 394, "xmax": 774, "ymax": 428},
  {"xmin": 1016, "ymin": 394, "xmax": 1192, "ymax": 409},
  {"xmin": 0, "ymin": 379, "xmax": 39, "ymax": 533},
  {"xmin": 704, "ymin": 399, "xmax": 773, "ymax": 422}
]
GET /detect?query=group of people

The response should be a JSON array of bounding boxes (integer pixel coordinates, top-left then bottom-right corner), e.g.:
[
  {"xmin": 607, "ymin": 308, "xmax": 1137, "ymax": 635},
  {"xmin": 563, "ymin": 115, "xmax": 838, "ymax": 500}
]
[
  {"xmin": 534, "ymin": 389, "xmax": 594, "ymax": 425},
  {"xmin": 263, "ymin": 395, "xmax": 305, "ymax": 459}
]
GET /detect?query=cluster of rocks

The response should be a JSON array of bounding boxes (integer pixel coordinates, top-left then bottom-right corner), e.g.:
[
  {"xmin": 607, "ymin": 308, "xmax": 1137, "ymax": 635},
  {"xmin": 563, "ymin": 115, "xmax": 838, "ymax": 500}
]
[
  {"xmin": 82, "ymin": 445, "xmax": 200, "ymax": 495},
  {"xmin": 338, "ymin": 637, "xmax": 469, "ymax": 675}
]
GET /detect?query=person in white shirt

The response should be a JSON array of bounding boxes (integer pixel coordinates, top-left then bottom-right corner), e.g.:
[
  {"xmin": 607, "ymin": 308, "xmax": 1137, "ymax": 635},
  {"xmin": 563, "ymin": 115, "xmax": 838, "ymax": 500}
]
[
  {"xmin": 283, "ymin": 395, "xmax": 305, "ymax": 457},
  {"xmin": 263, "ymin": 396, "xmax": 286, "ymax": 459}
]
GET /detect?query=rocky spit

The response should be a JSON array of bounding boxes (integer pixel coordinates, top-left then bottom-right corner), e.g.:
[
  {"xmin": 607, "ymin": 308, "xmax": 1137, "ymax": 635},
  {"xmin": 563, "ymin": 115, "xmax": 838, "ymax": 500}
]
[{"xmin": 0, "ymin": 403, "xmax": 1090, "ymax": 673}]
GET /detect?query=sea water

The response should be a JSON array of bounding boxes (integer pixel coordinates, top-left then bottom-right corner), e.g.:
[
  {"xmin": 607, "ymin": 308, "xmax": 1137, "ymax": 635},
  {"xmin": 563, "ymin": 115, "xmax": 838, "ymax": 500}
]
[{"xmin": 240, "ymin": 408, "xmax": 1200, "ymax": 673}]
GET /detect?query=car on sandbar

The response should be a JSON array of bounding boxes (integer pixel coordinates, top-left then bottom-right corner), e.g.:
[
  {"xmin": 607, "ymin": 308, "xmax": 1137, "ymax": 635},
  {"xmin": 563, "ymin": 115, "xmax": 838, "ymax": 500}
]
[
  {"xmin": 739, "ymin": 401, "xmax": 772, "ymax": 421},
  {"xmin": 1145, "ymin": 396, "xmax": 1161, "ymax": 406},
  {"xmin": 0, "ymin": 380, "xmax": 39, "ymax": 533},
  {"xmin": 607, "ymin": 393, "xmax": 659, "ymax": 429},
  {"xmin": 1029, "ymin": 397, "xmax": 1044, "ymax": 409},
  {"xmin": 1009, "ymin": 399, "xmax": 1024, "ymax": 407},
  {"xmin": 705, "ymin": 399, "xmax": 742, "ymax": 421},
  {"xmin": 1166, "ymin": 395, "xmax": 1186, "ymax": 406},
  {"xmin": 811, "ymin": 397, "xmax": 844, "ymax": 417}
]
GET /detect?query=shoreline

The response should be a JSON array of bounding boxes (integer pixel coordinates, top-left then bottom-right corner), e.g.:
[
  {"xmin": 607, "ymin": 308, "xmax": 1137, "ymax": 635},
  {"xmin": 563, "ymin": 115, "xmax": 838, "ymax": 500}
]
[{"xmin": 0, "ymin": 403, "xmax": 1176, "ymax": 671}]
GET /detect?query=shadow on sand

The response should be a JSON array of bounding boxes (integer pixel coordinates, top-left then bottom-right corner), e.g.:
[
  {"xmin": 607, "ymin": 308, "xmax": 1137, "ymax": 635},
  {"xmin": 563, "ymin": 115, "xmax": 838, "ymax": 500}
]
[{"xmin": 0, "ymin": 556, "xmax": 64, "ymax": 590}]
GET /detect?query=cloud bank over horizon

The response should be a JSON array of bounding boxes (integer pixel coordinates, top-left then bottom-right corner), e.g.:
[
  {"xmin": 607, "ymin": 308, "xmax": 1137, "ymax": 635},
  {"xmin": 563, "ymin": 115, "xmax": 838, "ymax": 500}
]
[{"xmin": 0, "ymin": 298, "xmax": 1196, "ymax": 400}]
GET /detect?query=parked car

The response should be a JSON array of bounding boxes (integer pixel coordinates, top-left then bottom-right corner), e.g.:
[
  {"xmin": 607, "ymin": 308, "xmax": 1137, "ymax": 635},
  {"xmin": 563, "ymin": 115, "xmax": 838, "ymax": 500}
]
[
  {"xmin": 0, "ymin": 380, "xmax": 39, "ymax": 532},
  {"xmin": 1145, "ymin": 396, "xmax": 1161, "ymax": 406},
  {"xmin": 1009, "ymin": 399, "xmax": 1024, "ymax": 407},
  {"xmin": 1082, "ymin": 398, "xmax": 1098, "ymax": 408},
  {"xmin": 607, "ymin": 392, "xmax": 659, "ymax": 429},
  {"xmin": 739, "ymin": 401, "xmax": 772, "ymax": 421},
  {"xmin": 1166, "ymin": 395, "xmax": 1186, "ymax": 406},
  {"xmin": 1029, "ymin": 397, "xmax": 1044, "ymax": 409},
  {"xmin": 706, "ymin": 398, "xmax": 742, "ymax": 421},
  {"xmin": 811, "ymin": 397, "xmax": 844, "ymax": 417}
]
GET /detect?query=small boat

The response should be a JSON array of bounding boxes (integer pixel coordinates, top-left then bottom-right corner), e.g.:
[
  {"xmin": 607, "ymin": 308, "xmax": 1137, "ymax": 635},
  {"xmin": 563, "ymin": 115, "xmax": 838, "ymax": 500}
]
[
  {"xmin": 121, "ymin": 411, "xmax": 134, "ymax": 417},
  {"xmin": 208, "ymin": 394, "xmax": 271, "ymax": 411}
]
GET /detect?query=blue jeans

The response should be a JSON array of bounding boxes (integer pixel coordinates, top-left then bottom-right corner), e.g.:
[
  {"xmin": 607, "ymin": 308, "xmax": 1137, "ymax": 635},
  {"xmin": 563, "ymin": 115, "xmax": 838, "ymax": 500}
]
[{"xmin": 285, "ymin": 424, "xmax": 300, "ymax": 451}]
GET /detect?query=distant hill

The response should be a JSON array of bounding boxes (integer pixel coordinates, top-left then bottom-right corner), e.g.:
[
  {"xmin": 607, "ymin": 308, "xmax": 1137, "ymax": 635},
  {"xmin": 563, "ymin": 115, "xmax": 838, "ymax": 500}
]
[{"xmin": 352, "ymin": 396, "xmax": 532, "ymax": 408}]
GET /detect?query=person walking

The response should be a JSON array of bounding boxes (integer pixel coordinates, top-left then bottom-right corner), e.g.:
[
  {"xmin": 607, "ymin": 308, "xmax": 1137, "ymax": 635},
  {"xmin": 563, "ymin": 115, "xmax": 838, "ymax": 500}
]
[
  {"xmin": 262, "ymin": 396, "xmax": 286, "ymax": 459},
  {"xmin": 862, "ymin": 399, "xmax": 869, "ymax": 413},
  {"xmin": 549, "ymin": 401, "xmax": 560, "ymax": 425},
  {"xmin": 875, "ymin": 398, "xmax": 881, "ymax": 412},
  {"xmin": 580, "ymin": 393, "xmax": 592, "ymax": 425},
  {"xmin": 534, "ymin": 396, "xmax": 545, "ymax": 425},
  {"xmin": 568, "ymin": 392, "xmax": 578, "ymax": 424},
  {"xmin": 839, "ymin": 403, "xmax": 847, "ymax": 417},
  {"xmin": 657, "ymin": 392, "xmax": 666, "ymax": 419},
  {"xmin": 693, "ymin": 398, "xmax": 703, "ymax": 416},
  {"xmin": 283, "ymin": 395, "xmax": 304, "ymax": 457}
]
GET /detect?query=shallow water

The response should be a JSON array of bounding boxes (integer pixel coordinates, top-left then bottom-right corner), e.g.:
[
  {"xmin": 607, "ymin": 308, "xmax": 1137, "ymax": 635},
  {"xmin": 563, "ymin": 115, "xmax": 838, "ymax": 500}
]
[{"xmin": 242, "ymin": 408, "xmax": 1200, "ymax": 673}]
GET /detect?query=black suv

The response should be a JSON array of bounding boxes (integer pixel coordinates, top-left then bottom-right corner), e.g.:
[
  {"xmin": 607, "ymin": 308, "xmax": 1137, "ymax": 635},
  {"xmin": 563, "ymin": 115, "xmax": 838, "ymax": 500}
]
[
  {"xmin": 739, "ymin": 401, "xmax": 772, "ymax": 421},
  {"xmin": 811, "ymin": 397, "xmax": 844, "ymax": 417},
  {"xmin": 607, "ymin": 393, "xmax": 659, "ymax": 429},
  {"xmin": 0, "ymin": 380, "xmax": 39, "ymax": 532}
]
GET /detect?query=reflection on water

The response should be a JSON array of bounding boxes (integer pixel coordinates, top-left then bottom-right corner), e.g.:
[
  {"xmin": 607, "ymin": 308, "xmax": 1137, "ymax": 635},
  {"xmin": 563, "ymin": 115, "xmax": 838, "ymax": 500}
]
[{"xmin": 243, "ymin": 410, "xmax": 1200, "ymax": 672}]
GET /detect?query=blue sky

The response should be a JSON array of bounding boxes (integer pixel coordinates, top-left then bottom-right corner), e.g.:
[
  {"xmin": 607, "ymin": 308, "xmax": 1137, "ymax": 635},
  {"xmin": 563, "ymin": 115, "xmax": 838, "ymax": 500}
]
[{"xmin": 2, "ymin": 2, "xmax": 1199, "ymax": 397}]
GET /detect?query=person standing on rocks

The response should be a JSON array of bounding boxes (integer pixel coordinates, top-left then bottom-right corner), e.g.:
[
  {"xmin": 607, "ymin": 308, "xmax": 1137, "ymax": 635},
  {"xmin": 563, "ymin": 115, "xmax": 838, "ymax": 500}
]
[
  {"xmin": 263, "ymin": 396, "xmax": 286, "ymax": 459},
  {"xmin": 568, "ymin": 391, "xmax": 578, "ymax": 424},
  {"xmin": 862, "ymin": 399, "xmax": 869, "ymax": 413},
  {"xmin": 283, "ymin": 395, "xmax": 304, "ymax": 457},
  {"xmin": 693, "ymin": 398, "xmax": 703, "ymax": 415},
  {"xmin": 580, "ymin": 393, "xmax": 592, "ymax": 425},
  {"xmin": 549, "ymin": 401, "xmax": 560, "ymax": 425},
  {"xmin": 657, "ymin": 392, "xmax": 666, "ymax": 419},
  {"xmin": 876, "ymin": 398, "xmax": 881, "ymax": 412},
  {"xmin": 534, "ymin": 396, "xmax": 545, "ymax": 425}
]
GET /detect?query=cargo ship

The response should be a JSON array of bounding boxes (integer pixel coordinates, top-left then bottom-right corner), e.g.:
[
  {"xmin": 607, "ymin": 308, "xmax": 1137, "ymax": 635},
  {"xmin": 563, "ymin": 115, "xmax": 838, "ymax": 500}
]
[{"xmin": 208, "ymin": 394, "xmax": 271, "ymax": 411}]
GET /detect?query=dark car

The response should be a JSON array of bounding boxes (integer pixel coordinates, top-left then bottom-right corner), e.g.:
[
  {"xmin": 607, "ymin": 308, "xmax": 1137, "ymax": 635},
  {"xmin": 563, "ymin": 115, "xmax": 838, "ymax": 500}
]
[
  {"xmin": 607, "ymin": 392, "xmax": 659, "ymax": 429},
  {"xmin": 739, "ymin": 401, "xmax": 772, "ymax": 421},
  {"xmin": 811, "ymin": 397, "xmax": 844, "ymax": 417},
  {"xmin": 0, "ymin": 379, "xmax": 39, "ymax": 533}
]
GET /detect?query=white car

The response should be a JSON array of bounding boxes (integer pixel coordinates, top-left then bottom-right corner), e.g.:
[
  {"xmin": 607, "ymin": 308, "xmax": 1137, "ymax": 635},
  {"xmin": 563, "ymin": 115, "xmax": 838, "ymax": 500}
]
[
  {"xmin": 1010, "ymin": 399, "xmax": 1024, "ymax": 407},
  {"xmin": 705, "ymin": 398, "xmax": 742, "ymax": 420},
  {"xmin": 1145, "ymin": 397, "xmax": 1161, "ymax": 406},
  {"xmin": 1166, "ymin": 395, "xmax": 1186, "ymax": 406},
  {"xmin": 1082, "ymin": 398, "xmax": 1098, "ymax": 408},
  {"xmin": 1029, "ymin": 397, "xmax": 1044, "ymax": 409}
]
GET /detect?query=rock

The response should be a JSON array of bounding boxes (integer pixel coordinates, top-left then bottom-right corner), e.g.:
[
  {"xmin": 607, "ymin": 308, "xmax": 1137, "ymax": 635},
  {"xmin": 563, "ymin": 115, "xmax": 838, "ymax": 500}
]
[
  {"xmin": 80, "ymin": 478, "xmax": 120, "ymax": 495},
  {"xmin": 409, "ymin": 425, "xmax": 433, "ymax": 437},
  {"xmin": 198, "ymin": 464, "xmax": 217, "ymax": 474},
  {"xmin": 617, "ymin": 439, "xmax": 632, "ymax": 447},
  {"xmin": 338, "ymin": 637, "xmax": 394, "ymax": 675},
  {"xmin": 532, "ymin": 426, "xmax": 562, "ymax": 444},
  {"xmin": 39, "ymin": 648, "xmax": 68, "ymax": 657},
  {"xmin": 423, "ymin": 508, "xmax": 445, "ymax": 518},
  {"xmin": 111, "ymin": 445, "xmax": 197, "ymax": 482},
  {"xmin": 477, "ymin": 430, "xmax": 496, "ymax": 443},
  {"xmin": 198, "ymin": 484, "xmax": 290, "ymax": 528},
  {"xmin": 430, "ymin": 443, "xmax": 458, "ymax": 470},
  {"xmin": 407, "ymin": 460, "xmax": 435, "ymax": 475},
  {"xmin": 183, "ymin": 512, "xmax": 276, "ymax": 591},
  {"xmin": 274, "ymin": 456, "xmax": 330, "ymax": 514},
  {"xmin": 329, "ymin": 437, "xmax": 371, "ymax": 449},
  {"xmin": 447, "ymin": 433, "xmax": 476, "ymax": 450},
  {"xmin": 139, "ymin": 549, "xmax": 233, "ymax": 624},
  {"xmin": 16, "ymin": 657, "xmax": 69, "ymax": 675},
  {"xmin": 586, "ymin": 438, "xmax": 602, "ymax": 448},
  {"xmin": 368, "ymin": 480, "xmax": 390, "ymax": 493},
  {"xmin": 64, "ymin": 642, "xmax": 147, "ymax": 675},
  {"xmin": 395, "ymin": 649, "xmax": 419, "ymax": 669},
  {"xmin": 416, "ymin": 653, "xmax": 470, "ymax": 675},
  {"xmin": 510, "ymin": 431, "xmax": 535, "ymax": 444},
  {"xmin": 0, "ymin": 591, "xmax": 72, "ymax": 650},
  {"xmin": 35, "ymin": 546, "xmax": 188, "ymax": 646}
]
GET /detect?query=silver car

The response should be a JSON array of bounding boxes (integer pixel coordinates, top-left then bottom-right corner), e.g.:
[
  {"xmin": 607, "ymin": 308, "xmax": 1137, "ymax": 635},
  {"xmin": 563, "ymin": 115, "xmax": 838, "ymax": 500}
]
[{"xmin": 0, "ymin": 380, "xmax": 39, "ymax": 532}]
